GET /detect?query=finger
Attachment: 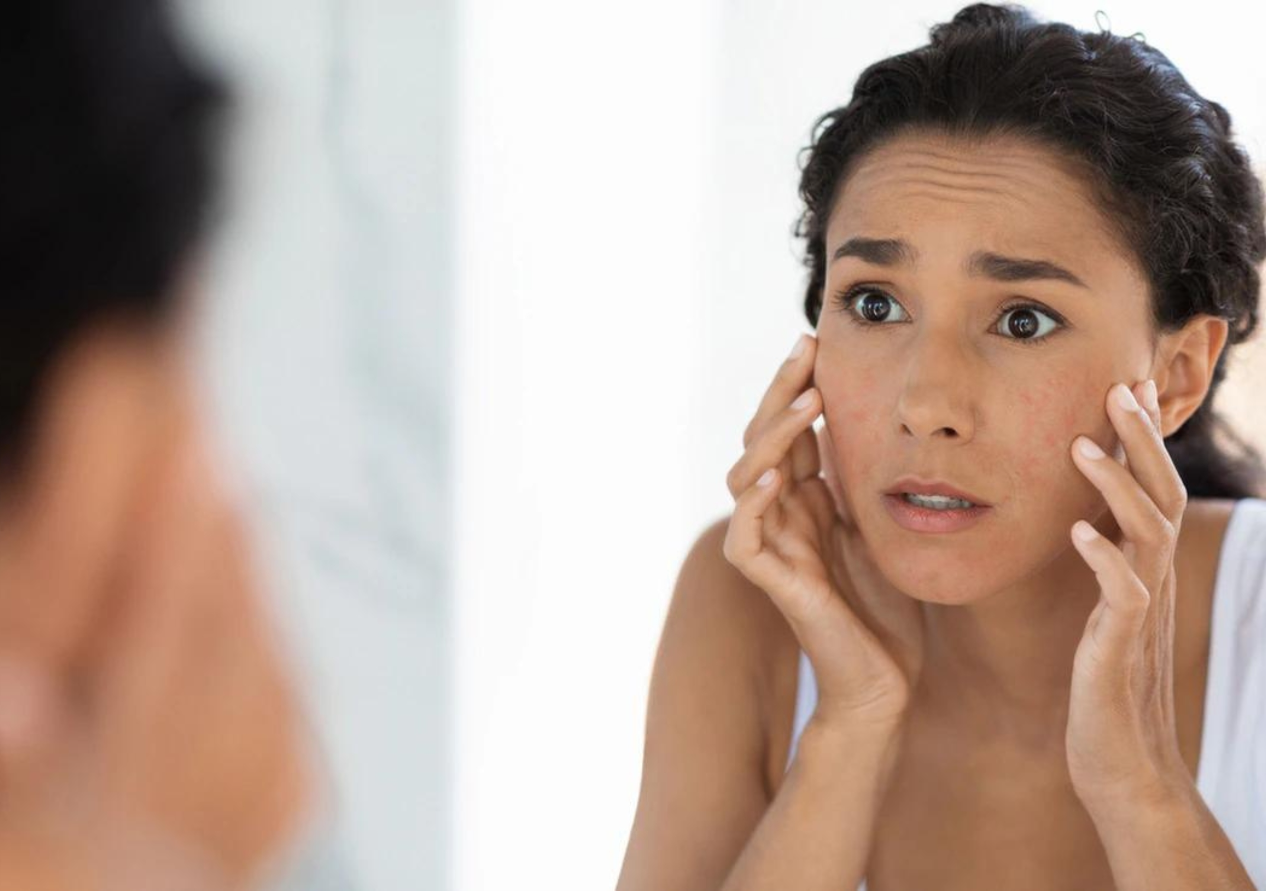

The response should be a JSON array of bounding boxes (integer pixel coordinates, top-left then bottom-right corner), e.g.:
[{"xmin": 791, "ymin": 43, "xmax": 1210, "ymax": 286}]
[
  {"xmin": 1136, "ymin": 378, "xmax": 1180, "ymax": 695},
  {"xmin": 770, "ymin": 473, "xmax": 829, "ymax": 558},
  {"xmin": 1155, "ymin": 573, "xmax": 1178, "ymax": 731},
  {"xmin": 725, "ymin": 468, "xmax": 795, "ymax": 583},
  {"xmin": 1134, "ymin": 374, "xmax": 1179, "ymax": 529},
  {"xmin": 1107, "ymin": 380, "xmax": 1188, "ymax": 530},
  {"xmin": 788, "ymin": 423, "xmax": 821, "ymax": 484},
  {"xmin": 1070, "ymin": 429, "xmax": 1173, "ymax": 595},
  {"xmin": 742, "ymin": 334, "xmax": 816, "ymax": 449},
  {"xmin": 796, "ymin": 474, "xmax": 837, "ymax": 538},
  {"xmin": 726, "ymin": 387, "xmax": 821, "ymax": 498},
  {"xmin": 776, "ymin": 392, "xmax": 819, "ymax": 492},
  {"xmin": 1070, "ymin": 520, "xmax": 1150, "ymax": 668},
  {"xmin": 788, "ymin": 349, "xmax": 822, "ymax": 483}
]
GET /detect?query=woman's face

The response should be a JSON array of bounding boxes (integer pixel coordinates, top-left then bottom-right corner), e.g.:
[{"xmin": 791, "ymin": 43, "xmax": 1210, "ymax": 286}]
[{"xmin": 815, "ymin": 130, "xmax": 1155, "ymax": 604}]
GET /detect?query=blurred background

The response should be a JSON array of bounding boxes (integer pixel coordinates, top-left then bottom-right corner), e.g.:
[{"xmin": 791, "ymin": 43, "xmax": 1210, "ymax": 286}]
[{"xmin": 170, "ymin": 1, "xmax": 1266, "ymax": 889}]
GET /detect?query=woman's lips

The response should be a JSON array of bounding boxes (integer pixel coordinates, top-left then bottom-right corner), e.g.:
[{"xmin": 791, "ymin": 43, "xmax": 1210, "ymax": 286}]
[
  {"xmin": 882, "ymin": 493, "xmax": 993, "ymax": 534},
  {"xmin": 885, "ymin": 475, "xmax": 991, "ymax": 506}
]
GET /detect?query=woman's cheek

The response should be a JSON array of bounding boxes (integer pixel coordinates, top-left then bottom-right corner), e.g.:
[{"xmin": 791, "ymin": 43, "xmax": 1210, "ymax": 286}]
[
  {"xmin": 1010, "ymin": 370, "xmax": 1117, "ymax": 505},
  {"xmin": 822, "ymin": 393, "xmax": 882, "ymax": 502}
]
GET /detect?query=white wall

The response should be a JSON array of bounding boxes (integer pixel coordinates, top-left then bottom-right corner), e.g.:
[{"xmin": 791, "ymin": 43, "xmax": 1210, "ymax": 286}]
[
  {"xmin": 452, "ymin": 1, "xmax": 722, "ymax": 888},
  {"xmin": 180, "ymin": 1, "xmax": 454, "ymax": 889}
]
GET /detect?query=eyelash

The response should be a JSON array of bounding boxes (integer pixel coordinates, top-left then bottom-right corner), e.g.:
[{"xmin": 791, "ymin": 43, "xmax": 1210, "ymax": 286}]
[{"xmin": 831, "ymin": 284, "xmax": 1067, "ymax": 348}]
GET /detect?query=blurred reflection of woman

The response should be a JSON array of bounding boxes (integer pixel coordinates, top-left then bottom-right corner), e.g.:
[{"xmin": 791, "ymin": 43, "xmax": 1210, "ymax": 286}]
[{"xmin": 0, "ymin": 2, "xmax": 314, "ymax": 889}]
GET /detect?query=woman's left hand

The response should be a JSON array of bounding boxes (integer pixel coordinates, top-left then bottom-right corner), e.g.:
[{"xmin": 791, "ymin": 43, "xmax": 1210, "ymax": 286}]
[{"xmin": 1065, "ymin": 377, "xmax": 1191, "ymax": 813}]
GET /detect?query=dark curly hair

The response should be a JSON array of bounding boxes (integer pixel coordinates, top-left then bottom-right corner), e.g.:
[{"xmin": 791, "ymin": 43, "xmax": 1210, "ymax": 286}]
[
  {"xmin": 794, "ymin": 2, "xmax": 1266, "ymax": 500},
  {"xmin": 0, "ymin": 0, "xmax": 228, "ymax": 470}
]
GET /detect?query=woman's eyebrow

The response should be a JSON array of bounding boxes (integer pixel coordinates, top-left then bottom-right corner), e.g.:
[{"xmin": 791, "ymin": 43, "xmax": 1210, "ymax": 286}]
[{"xmin": 830, "ymin": 236, "xmax": 1089, "ymax": 289}]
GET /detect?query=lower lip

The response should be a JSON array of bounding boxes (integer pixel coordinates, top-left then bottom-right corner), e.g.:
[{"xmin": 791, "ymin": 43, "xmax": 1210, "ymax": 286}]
[{"xmin": 883, "ymin": 494, "xmax": 992, "ymax": 533}]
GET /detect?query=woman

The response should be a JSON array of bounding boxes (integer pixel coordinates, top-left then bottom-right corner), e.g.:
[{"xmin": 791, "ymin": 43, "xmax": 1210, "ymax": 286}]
[
  {"xmin": 618, "ymin": 4, "xmax": 1266, "ymax": 889},
  {"xmin": 0, "ymin": 1, "xmax": 312, "ymax": 888}
]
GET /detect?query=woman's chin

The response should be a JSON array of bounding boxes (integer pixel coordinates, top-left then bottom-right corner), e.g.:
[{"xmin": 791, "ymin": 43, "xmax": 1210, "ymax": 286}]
[{"xmin": 866, "ymin": 541, "xmax": 1009, "ymax": 606}]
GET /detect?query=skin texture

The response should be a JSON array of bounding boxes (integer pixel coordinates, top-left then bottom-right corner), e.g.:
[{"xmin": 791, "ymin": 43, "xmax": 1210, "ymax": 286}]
[{"xmin": 814, "ymin": 128, "xmax": 1229, "ymax": 745}]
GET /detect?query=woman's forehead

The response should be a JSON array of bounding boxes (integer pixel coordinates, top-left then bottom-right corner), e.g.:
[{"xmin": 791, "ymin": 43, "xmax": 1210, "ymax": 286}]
[{"xmin": 825, "ymin": 134, "xmax": 1139, "ymax": 286}]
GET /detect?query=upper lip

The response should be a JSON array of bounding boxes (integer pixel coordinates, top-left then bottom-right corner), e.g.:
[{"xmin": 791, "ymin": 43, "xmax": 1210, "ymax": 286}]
[{"xmin": 886, "ymin": 476, "xmax": 992, "ymax": 507}]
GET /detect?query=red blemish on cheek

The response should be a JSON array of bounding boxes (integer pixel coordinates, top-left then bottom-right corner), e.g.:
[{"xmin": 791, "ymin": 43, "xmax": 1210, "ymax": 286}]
[{"xmin": 1013, "ymin": 375, "xmax": 1086, "ymax": 464}]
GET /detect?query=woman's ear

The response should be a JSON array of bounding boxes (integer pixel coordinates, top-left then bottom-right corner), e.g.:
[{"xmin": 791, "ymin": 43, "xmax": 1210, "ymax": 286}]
[
  {"xmin": 0, "ymin": 319, "xmax": 188, "ymax": 674},
  {"xmin": 1153, "ymin": 315, "xmax": 1230, "ymax": 437}
]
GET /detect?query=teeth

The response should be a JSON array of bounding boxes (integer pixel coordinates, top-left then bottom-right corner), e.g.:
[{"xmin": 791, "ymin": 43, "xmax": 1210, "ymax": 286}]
[{"xmin": 903, "ymin": 492, "xmax": 975, "ymax": 510}]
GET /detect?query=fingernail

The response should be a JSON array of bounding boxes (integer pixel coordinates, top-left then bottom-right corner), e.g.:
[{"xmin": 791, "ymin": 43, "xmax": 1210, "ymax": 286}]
[
  {"xmin": 1114, "ymin": 382, "xmax": 1140, "ymax": 412},
  {"xmin": 789, "ymin": 334, "xmax": 807, "ymax": 360},
  {"xmin": 1077, "ymin": 436, "xmax": 1105, "ymax": 459},
  {"xmin": 792, "ymin": 389, "xmax": 815, "ymax": 410},
  {"xmin": 1143, "ymin": 379, "xmax": 1159, "ymax": 414}
]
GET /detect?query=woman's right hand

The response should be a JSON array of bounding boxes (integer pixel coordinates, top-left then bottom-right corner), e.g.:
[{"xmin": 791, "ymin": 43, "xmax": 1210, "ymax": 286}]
[{"xmin": 723, "ymin": 333, "xmax": 926, "ymax": 735}]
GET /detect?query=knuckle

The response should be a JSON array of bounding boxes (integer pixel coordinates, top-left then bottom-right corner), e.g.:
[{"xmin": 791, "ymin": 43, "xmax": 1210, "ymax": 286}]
[
  {"xmin": 1149, "ymin": 515, "xmax": 1177, "ymax": 549},
  {"xmin": 1169, "ymin": 483, "xmax": 1189, "ymax": 515}
]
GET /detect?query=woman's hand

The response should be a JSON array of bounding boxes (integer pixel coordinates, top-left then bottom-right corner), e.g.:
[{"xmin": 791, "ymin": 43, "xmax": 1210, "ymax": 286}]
[
  {"xmin": 1065, "ymin": 378, "xmax": 1191, "ymax": 813},
  {"xmin": 723, "ymin": 333, "xmax": 925, "ymax": 733}
]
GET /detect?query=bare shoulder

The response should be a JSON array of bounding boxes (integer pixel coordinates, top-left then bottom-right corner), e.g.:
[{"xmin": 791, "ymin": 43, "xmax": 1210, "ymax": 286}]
[
  {"xmin": 615, "ymin": 514, "xmax": 799, "ymax": 891},
  {"xmin": 651, "ymin": 514, "xmax": 802, "ymax": 785},
  {"xmin": 1184, "ymin": 496, "xmax": 1239, "ymax": 524},
  {"xmin": 1180, "ymin": 497, "xmax": 1239, "ymax": 559},
  {"xmin": 1173, "ymin": 497, "xmax": 1240, "ymax": 676}
]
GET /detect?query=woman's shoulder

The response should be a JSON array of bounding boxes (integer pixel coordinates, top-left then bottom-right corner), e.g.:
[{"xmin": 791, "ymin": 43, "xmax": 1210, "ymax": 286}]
[
  {"xmin": 1180, "ymin": 496, "xmax": 1259, "ymax": 580},
  {"xmin": 678, "ymin": 514, "xmax": 804, "ymax": 795}
]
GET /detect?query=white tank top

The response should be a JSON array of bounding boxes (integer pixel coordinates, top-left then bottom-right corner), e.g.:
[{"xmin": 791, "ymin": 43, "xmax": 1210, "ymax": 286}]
[{"xmin": 783, "ymin": 496, "xmax": 1266, "ymax": 891}]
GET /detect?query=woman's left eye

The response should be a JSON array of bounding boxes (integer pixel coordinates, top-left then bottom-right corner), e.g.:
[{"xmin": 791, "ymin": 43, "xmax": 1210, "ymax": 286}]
[
  {"xmin": 831, "ymin": 285, "xmax": 1065, "ymax": 347},
  {"xmin": 995, "ymin": 303, "xmax": 1062, "ymax": 343}
]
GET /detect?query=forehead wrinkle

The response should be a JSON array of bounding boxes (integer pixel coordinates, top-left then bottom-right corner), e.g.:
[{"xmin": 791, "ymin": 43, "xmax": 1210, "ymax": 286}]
[
  {"xmin": 848, "ymin": 166, "xmax": 1079, "ymax": 213},
  {"xmin": 879, "ymin": 150, "xmax": 1058, "ymax": 171},
  {"xmin": 855, "ymin": 140, "xmax": 1091, "ymax": 192},
  {"xmin": 875, "ymin": 161, "xmax": 1040, "ymax": 182},
  {"xmin": 845, "ymin": 183, "xmax": 1049, "ymax": 217},
  {"xmin": 860, "ymin": 167, "xmax": 1069, "ymax": 200},
  {"xmin": 893, "ymin": 185, "xmax": 1025, "ymax": 202}
]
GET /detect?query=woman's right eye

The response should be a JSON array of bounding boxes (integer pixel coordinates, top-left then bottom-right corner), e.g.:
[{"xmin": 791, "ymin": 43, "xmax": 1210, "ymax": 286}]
[{"xmin": 832, "ymin": 286, "xmax": 909, "ymax": 326}]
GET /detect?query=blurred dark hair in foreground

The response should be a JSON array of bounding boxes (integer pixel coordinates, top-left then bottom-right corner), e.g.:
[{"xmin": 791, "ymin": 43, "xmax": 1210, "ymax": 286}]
[{"xmin": 0, "ymin": 0, "xmax": 229, "ymax": 477}]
